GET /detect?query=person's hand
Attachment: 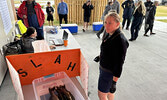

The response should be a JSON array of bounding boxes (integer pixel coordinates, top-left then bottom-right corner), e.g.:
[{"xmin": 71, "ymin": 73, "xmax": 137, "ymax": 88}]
[
  {"xmin": 110, "ymin": 81, "xmax": 117, "ymax": 93},
  {"xmin": 87, "ymin": 2, "xmax": 90, "ymax": 6},
  {"xmin": 23, "ymin": 15, "xmax": 27, "ymax": 19},
  {"xmin": 94, "ymin": 56, "xmax": 100, "ymax": 62},
  {"xmin": 49, "ymin": 45, "xmax": 56, "ymax": 49}
]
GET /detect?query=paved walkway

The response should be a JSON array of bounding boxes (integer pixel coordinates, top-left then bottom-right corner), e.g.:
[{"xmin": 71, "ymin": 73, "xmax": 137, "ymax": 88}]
[{"xmin": 74, "ymin": 20, "xmax": 167, "ymax": 100}]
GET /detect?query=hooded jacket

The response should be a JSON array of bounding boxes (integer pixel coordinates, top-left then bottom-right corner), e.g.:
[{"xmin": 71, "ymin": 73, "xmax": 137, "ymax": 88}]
[{"xmin": 17, "ymin": 1, "xmax": 45, "ymax": 27}]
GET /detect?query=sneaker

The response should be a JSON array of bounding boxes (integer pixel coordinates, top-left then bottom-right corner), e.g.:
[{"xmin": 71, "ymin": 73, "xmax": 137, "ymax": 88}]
[
  {"xmin": 150, "ymin": 33, "xmax": 156, "ymax": 35},
  {"xmin": 82, "ymin": 29, "xmax": 85, "ymax": 32},
  {"xmin": 144, "ymin": 34, "xmax": 149, "ymax": 37}
]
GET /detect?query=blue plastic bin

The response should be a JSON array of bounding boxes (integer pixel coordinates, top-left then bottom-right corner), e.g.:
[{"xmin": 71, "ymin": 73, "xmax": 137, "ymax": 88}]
[
  {"xmin": 93, "ymin": 22, "xmax": 103, "ymax": 31},
  {"xmin": 61, "ymin": 24, "xmax": 78, "ymax": 33}
]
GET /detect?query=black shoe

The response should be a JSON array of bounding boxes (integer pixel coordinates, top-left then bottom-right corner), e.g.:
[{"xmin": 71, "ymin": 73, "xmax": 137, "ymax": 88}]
[
  {"xmin": 144, "ymin": 34, "xmax": 149, "ymax": 37},
  {"xmin": 82, "ymin": 29, "xmax": 85, "ymax": 32},
  {"xmin": 129, "ymin": 39, "xmax": 134, "ymax": 41},
  {"xmin": 150, "ymin": 33, "xmax": 156, "ymax": 35},
  {"xmin": 96, "ymin": 33, "xmax": 100, "ymax": 39}
]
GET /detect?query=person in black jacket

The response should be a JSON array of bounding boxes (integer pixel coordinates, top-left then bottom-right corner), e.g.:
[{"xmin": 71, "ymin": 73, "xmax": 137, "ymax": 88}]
[
  {"xmin": 21, "ymin": 27, "xmax": 37, "ymax": 53},
  {"xmin": 96, "ymin": 12, "xmax": 129, "ymax": 100},
  {"xmin": 21, "ymin": 27, "xmax": 56, "ymax": 53},
  {"xmin": 46, "ymin": 2, "xmax": 54, "ymax": 26},
  {"xmin": 122, "ymin": 0, "xmax": 135, "ymax": 30},
  {"xmin": 145, "ymin": 0, "xmax": 153, "ymax": 12},
  {"xmin": 82, "ymin": 0, "xmax": 94, "ymax": 32},
  {"xmin": 144, "ymin": 1, "xmax": 159, "ymax": 36},
  {"xmin": 143, "ymin": 0, "xmax": 153, "ymax": 37},
  {"xmin": 129, "ymin": 1, "xmax": 146, "ymax": 41}
]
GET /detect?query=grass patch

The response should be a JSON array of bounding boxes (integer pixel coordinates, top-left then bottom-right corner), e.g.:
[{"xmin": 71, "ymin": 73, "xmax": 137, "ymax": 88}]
[
  {"xmin": 43, "ymin": 15, "xmax": 72, "ymax": 26},
  {"xmin": 44, "ymin": 19, "xmax": 59, "ymax": 26},
  {"xmin": 156, "ymin": 6, "xmax": 167, "ymax": 16},
  {"xmin": 157, "ymin": 19, "xmax": 167, "ymax": 23},
  {"xmin": 43, "ymin": 14, "xmax": 59, "ymax": 26}
]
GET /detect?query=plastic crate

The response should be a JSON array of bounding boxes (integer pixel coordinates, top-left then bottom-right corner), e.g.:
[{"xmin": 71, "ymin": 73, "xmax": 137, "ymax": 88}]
[
  {"xmin": 32, "ymin": 71, "xmax": 84, "ymax": 100},
  {"xmin": 61, "ymin": 24, "xmax": 78, "ymax": 33},
  {"xmin": 93, "ymin": 22, "xmax": 103, "ymax": 31}
]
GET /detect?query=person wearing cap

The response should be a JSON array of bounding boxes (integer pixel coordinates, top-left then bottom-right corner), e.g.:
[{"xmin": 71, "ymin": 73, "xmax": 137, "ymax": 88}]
[
  {"xmin": 17, "ymin": 0, "xmax": 45, "ymax": 40},
  {"xmin": 82, "ymin": 0, "xmax": 94, "ymax": 32}
]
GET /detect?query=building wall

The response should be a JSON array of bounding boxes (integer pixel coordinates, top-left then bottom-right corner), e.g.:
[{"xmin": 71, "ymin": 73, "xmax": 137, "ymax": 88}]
[{"xmin": 0, "ymin": 0, "xmax": 16, "ymax": 86}]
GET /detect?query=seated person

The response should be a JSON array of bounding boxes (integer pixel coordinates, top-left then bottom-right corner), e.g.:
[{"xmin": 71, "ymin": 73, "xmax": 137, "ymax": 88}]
[{"xmin": 21, "ymin": 27, "xmax": 56, "ymax": 53}]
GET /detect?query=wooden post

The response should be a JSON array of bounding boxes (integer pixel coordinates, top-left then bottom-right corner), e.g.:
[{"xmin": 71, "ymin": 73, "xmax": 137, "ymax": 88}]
[{"xmin": 11, "ymin": 0, "xmax": 17, "ymax": 21}]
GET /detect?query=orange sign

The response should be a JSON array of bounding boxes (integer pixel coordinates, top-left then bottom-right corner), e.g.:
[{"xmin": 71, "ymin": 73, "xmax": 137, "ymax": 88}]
[{"xmin": 6, "ymin": 49, "xmax": 81, "ymax": 85}]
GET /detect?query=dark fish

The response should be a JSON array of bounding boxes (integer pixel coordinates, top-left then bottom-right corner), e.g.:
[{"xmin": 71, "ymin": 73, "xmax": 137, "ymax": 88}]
[
  {"xmin": 49, "ymin": 87, "xmax": 59, "ymax": 100},
  {"xmin": 59, "ymin": 85, "xmax": 75, "ymax": 100},
  {"xmin": 56, "ymin": 86, "xmax": 65, "ymax": 100}
]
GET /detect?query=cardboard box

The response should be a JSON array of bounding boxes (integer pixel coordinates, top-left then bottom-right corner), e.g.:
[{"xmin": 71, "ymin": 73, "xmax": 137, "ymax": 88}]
[
  {"xmin": 61, "ymin": 24, "xmax": 78, "ymax": 33},
  {"xmin": 93, "ymin": 22, "xmax": 103, "ymax": 31}
]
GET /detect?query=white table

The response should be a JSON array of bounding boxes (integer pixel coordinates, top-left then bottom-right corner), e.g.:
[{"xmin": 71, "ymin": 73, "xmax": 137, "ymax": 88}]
[{"xmin": 45, "ymin": 27, "xmax": 80, "ymax": 51}]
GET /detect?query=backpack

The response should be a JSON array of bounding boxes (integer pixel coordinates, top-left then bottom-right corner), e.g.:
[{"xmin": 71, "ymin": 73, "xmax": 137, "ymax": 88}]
[{"xmin": 2, "ymin": 40, "xmax": 23, "ymax": 56}]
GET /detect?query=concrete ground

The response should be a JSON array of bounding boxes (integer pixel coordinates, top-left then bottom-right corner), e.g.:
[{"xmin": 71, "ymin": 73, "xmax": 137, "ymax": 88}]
[{"xmin": 0, "ymin": 21, "xmax": 167, "ymax": 100}]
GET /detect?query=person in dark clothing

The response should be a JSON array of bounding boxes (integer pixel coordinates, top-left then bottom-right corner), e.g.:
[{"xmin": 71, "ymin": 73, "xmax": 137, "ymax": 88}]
[
  {"xmin": 46, "ymin": 2, "xmax": 54, "ymax": 26},
  {"xmin": 145, "ymin": 0, "xmax": 153, "ymax": 11},
  {"xmin": 82, "ymin": 0, "xmax": 94, "ymax": 32},
  {"xmin": 96, "ymin": 12, "xmax": 129, "ymax": 100},
  {"xmin": 21, "ymin": 27, "xmax": 37, "ymax": 53},
  {"xmin": 17, "ymin": 0, "xmax": 45, "ymax": 40},
  {"xmin": 143, "ymin": 0, "xmax": 153, "ymax": 37},
  {"xmin": 129, "ymin": 1, "xmax": 146, "ymax": 41},
  {"xmin": 21, "ymin": 27, "xmax": 56, "ymax": 54},
  {"xmin": 122, "ymin": 0, "xmax": 135, "ymax": 30},
  {"xmin": 144, "ymin": 1, "xmax": 158, "ymax": 36}
]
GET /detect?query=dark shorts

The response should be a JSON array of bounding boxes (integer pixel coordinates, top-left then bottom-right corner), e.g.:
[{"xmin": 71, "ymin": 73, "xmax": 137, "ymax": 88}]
[
  {"xmin": 47, "ymin": 14, "xmax": 54, "ymax": 21},
  {"xmin": 84, "ymin": 16, "xmax": 90, "ymax": 22},
  {"xmin": 98, "ymin": 67, "xmax": 113, "ymax": 93}
]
